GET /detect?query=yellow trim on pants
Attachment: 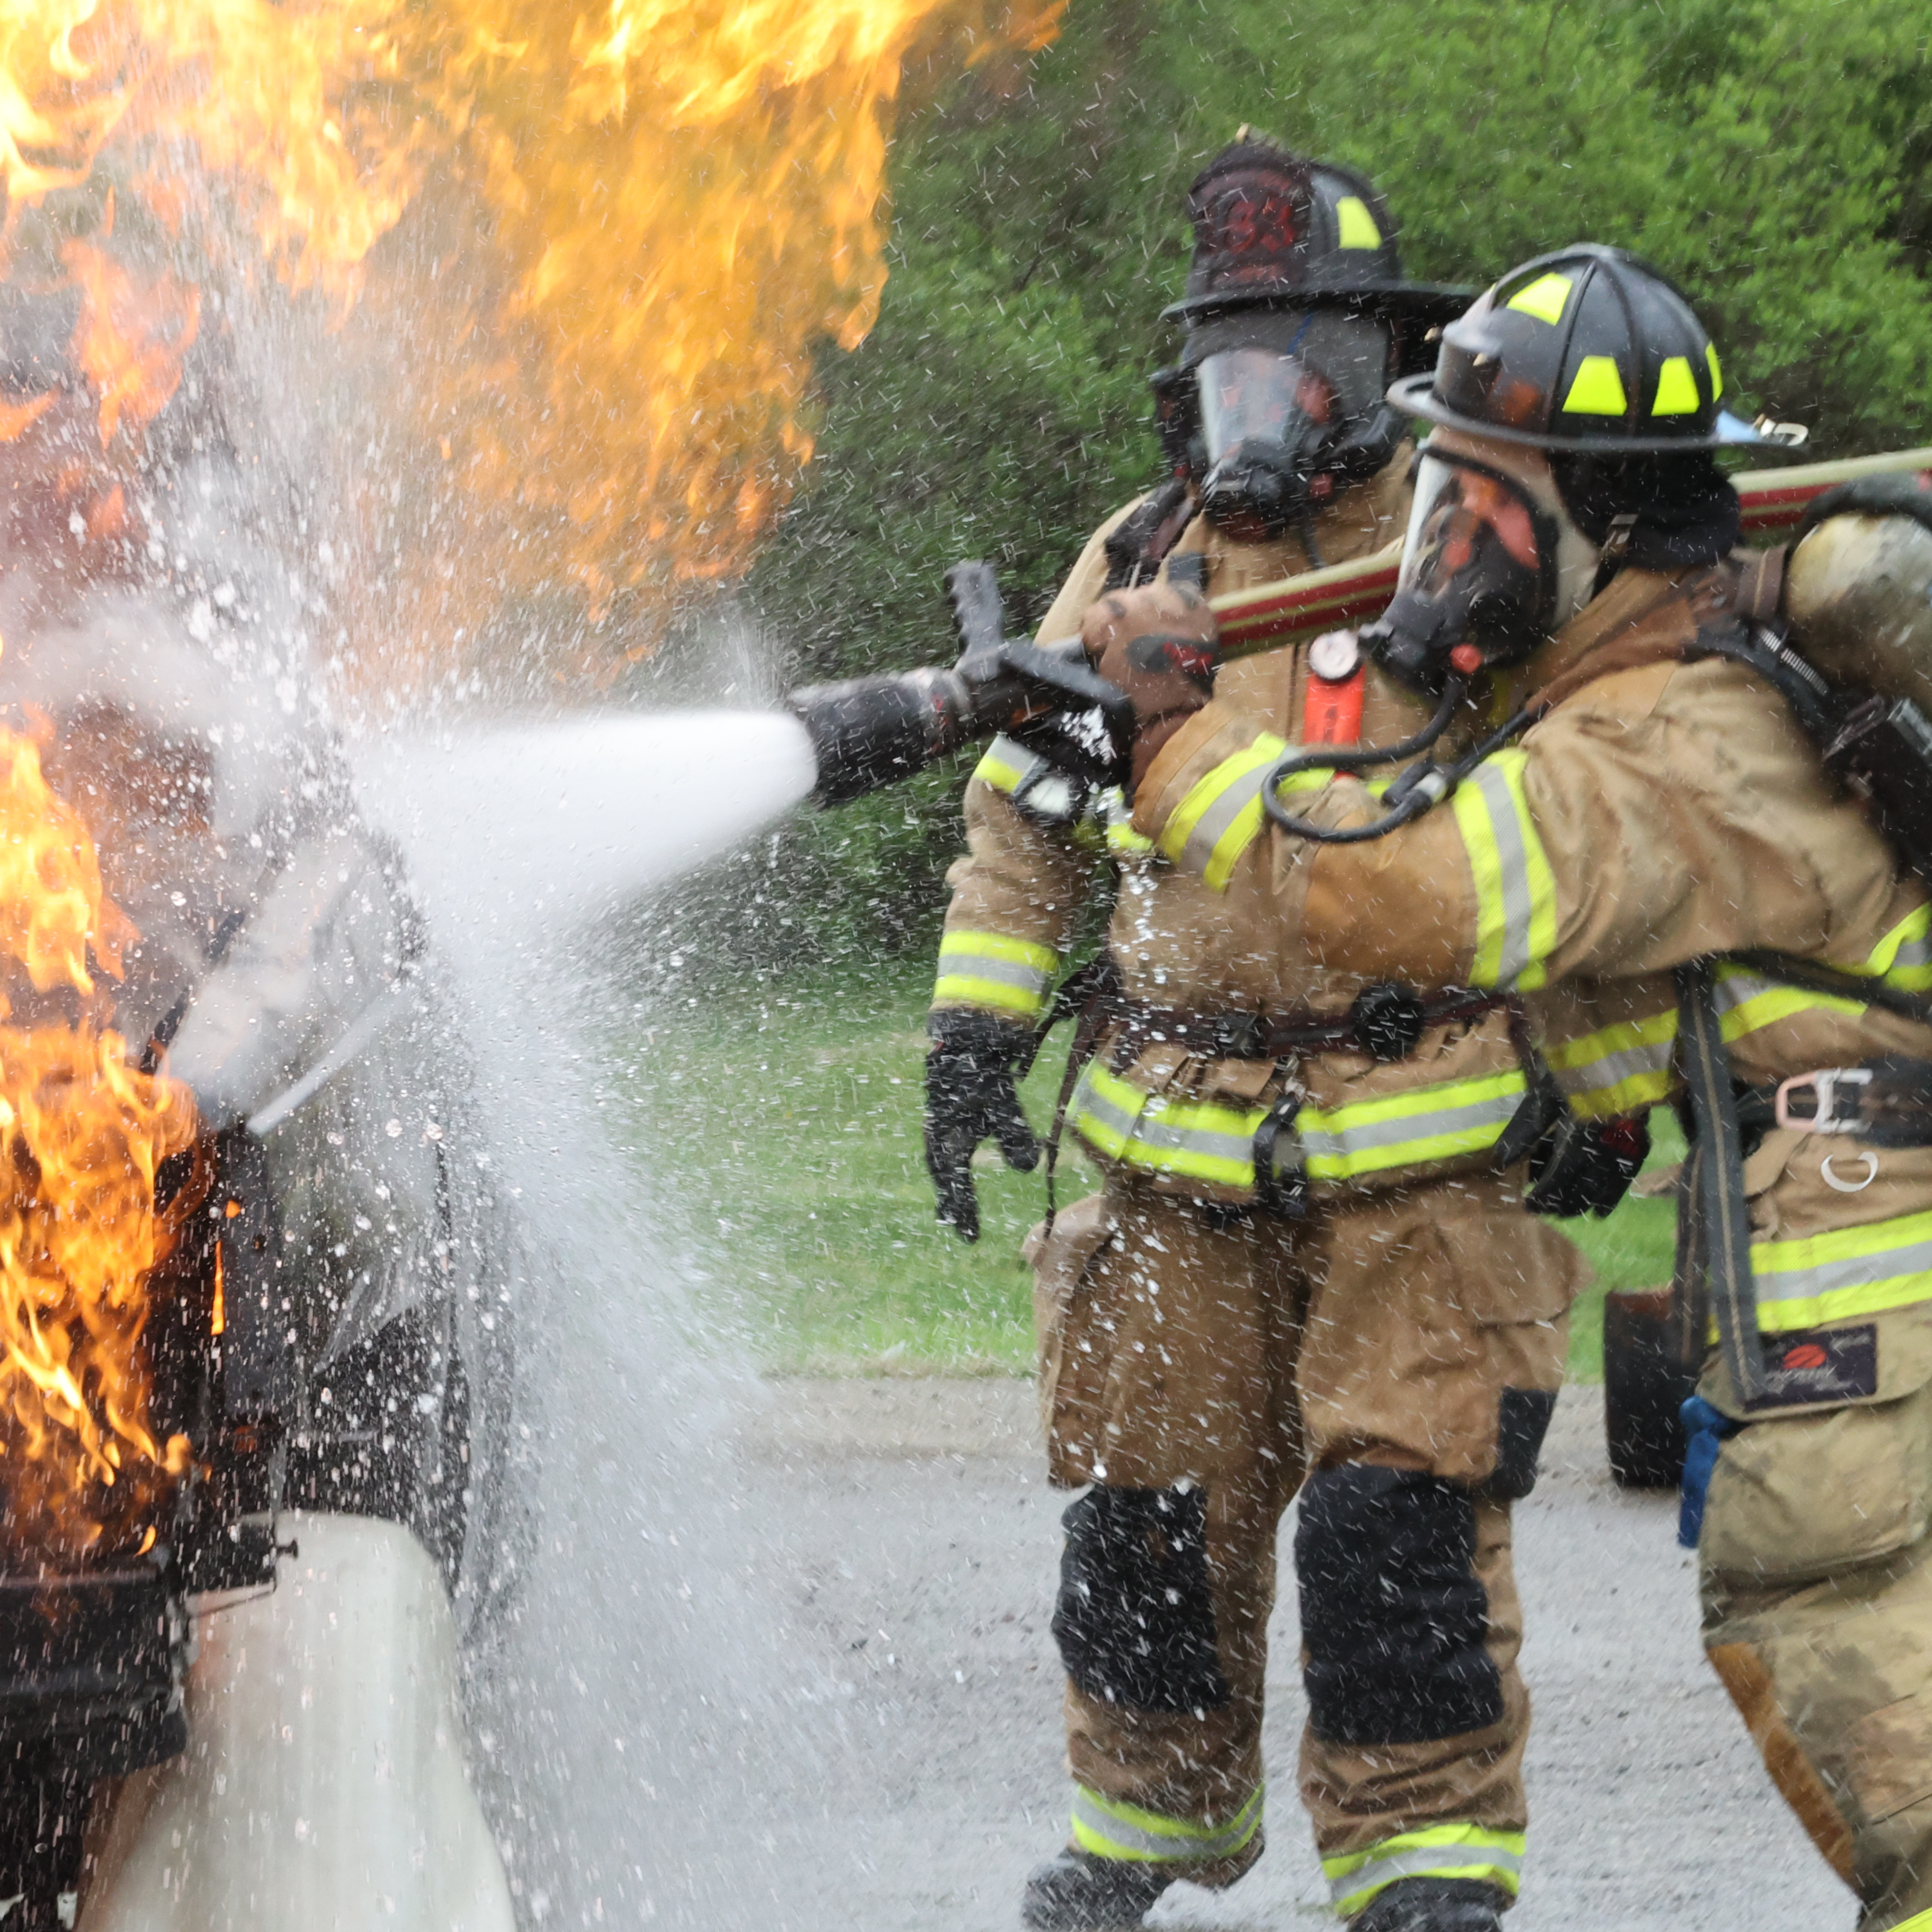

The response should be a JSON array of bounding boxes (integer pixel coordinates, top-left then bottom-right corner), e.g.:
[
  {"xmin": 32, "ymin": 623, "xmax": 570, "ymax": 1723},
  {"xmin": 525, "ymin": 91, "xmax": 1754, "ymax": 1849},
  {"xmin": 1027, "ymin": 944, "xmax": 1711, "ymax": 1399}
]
[
  {"xmin": 1323, "ymin": 1822, "xmax": 1526, "ymax": 1916},
  {"xmin": 1069, "ymin": 1782, "xmax": 1263, "ymax": 1864}
]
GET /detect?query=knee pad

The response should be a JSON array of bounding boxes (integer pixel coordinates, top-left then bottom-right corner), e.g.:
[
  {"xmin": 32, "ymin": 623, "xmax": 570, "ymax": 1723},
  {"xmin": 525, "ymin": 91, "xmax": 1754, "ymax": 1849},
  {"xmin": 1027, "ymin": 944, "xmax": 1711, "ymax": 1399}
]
[
  {"xmin": 1294, "ymin": 1464, "xmax": 1503, "ymax": 1746},
  {"xmin": 1052, "ymin": 1485, "xmax": 1231, "ymax": 1715},
  {"xmin": 1484, "ymin": 1386, "xmax": 1558, "ymax": 1501}
]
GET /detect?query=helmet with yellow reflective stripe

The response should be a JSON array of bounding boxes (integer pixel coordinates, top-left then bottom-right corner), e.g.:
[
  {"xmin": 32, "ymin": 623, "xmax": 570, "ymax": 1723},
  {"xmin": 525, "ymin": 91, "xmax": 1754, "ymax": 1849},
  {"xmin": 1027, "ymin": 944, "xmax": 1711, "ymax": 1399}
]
[
  {"xmin": 1154, "ymin": 135, "xmax": 1475, "ymax": 549},
  {"xmin": 1388, "ymin": 244, "xmax": 1773, "ymax": 453},
  {"xmin": 1163, "ymin": 135, "xmax": 1472, "ymax": 329}
]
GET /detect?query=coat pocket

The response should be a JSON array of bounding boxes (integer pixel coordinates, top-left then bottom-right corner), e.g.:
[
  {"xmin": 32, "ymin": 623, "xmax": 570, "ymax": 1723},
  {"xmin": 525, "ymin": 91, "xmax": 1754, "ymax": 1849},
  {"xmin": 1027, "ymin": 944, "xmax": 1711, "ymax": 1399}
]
[{"xmin": 1027, "ymin": 1194, "xmax": 1117, "ymax": 1488}]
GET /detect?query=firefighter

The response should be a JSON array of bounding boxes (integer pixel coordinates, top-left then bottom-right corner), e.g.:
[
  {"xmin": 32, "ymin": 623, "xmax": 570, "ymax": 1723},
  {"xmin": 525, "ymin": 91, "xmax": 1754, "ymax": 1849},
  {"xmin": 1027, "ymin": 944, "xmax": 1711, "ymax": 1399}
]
[
  {"xmin": 927, "ymin": 137, "xmax": 1590, "ymax": 1932},
  {"xmin": 1095, "ymin": 241, "xmax": 1932, "ymax": 1930}
]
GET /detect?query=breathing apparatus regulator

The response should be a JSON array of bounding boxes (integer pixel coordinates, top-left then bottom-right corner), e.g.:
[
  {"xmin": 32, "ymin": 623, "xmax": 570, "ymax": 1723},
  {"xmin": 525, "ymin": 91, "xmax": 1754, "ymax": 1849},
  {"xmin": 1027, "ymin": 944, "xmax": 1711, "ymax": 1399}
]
[
  {"xmin": 1262, "ymin": 243, "xmax": 1802, "ymax": 843},
  {"xmin": 1111, "ymin": 137, "xmax": 1471, "ymax": 583}
]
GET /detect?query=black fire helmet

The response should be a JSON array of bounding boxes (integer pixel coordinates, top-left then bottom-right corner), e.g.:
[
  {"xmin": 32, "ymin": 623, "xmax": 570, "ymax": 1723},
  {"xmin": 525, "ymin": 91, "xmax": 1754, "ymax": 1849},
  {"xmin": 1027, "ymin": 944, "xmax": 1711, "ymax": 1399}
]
[
  {"xmin": 1163, "ymin": 135, "xmax": 1473, "ymax": 355},
  {"xmin": 1388, "ymin": 243, "xmax": 1775, "ymax": 452}
]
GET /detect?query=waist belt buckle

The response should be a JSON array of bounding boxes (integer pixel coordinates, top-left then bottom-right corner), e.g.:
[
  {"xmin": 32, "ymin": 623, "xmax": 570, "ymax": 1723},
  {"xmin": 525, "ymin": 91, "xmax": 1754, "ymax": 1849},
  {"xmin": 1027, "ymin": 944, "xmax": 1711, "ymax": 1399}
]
[
  {"xmin": 1251, "ymin": 1092, "xmax": 1309, "ymax": 1219},
  {"xmin": 1774, "ymin": 1066, "xmax": 1872, "ymax": 1135},
  {"xmin": 1219, "ymin": 1014, "xmax": 1268, "ymax": 1059}
]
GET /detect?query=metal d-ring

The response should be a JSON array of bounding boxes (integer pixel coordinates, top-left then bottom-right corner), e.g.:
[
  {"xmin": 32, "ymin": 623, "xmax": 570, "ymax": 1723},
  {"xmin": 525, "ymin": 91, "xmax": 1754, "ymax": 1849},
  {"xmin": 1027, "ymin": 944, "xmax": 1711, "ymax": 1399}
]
[{"xmin": 1821, "ymin": 1150, "xmax": 1880, "ymax": 1193}]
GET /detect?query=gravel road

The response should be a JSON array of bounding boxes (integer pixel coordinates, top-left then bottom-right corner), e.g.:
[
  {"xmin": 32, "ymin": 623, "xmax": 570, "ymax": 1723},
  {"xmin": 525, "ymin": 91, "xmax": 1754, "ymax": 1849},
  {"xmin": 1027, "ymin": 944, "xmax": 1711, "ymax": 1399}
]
[{"xmin": 732, "ymin": 1379, "xmax": 1851, "ymax": 1932}]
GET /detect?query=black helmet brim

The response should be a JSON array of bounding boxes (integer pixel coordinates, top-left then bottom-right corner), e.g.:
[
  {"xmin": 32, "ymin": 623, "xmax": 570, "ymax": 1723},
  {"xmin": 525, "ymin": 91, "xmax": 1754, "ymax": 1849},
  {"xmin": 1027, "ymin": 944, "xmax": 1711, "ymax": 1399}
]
[
  {"xmin": 1164, "ymin": 281, "xmax": 1475, "ymax": 329},
  {"xmin": 1385, "ymin": 371, "xmax": 1785, "ymax": 453}
]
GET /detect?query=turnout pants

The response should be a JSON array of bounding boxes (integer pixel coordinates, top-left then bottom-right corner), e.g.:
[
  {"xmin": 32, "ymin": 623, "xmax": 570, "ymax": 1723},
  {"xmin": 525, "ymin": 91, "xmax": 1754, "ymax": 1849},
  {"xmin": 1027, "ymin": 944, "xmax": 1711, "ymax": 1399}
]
[
  {"xmin": 1701, "ymin": 1370, "xmax": 1932, "ymax": 1931},
  {"xmin": 1028, "ymin": 1171, "xmax": 1582, "ymax": 1916}
]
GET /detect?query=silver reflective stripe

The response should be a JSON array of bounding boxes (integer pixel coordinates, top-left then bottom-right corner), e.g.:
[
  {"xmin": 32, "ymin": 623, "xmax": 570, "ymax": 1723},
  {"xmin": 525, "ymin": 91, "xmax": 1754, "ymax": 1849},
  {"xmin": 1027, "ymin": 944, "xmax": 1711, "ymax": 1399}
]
[
  {"xmin": 1070, "ymin": 1067, "xmax": 1256, "ymax": 1173},
  {"xmin": 982, "ymin": 734, "xmax": 1045, "ymax": 792},
  {"xmin": 943, "ymin": 950, "xmax": 1052, "ymax": 998},
  {"xmin": 1756, "ymin": 1233, "xmax": 1932, "ymax": 1310},
  {"xmin": 1069, "ymin": 1066, "xmax": 1146, "ymax": 1143},
  {"xmin": 1178, "ymin": 760, "xmax": 1273, "ymax": 879},
  {"xmin": 1714, "ymin": 970, "xmax": 1779, "ymax": 1015},
  {"xmin": 1470, "ymin": 761, "xmax": 1539, "ymax": 988},
  {"xmin": 1297, "ymin": 1085, "xmax": 1521, "ymax": 1165},
  {"xmin": 1558, "ymin": 1032, "xmax": 1673, "ymax": 1100},
  {"xmin": 1329, "ymin": 1837, "xmax": 1525, "ymax": 1908},
  {"xmin": 1111, "ymin": 1105, "xmax": 1255, "ymax": 1169},
  {"xmin": 1071, "ymin": 1785, "xmax": 1262, "ymax": 1863}
]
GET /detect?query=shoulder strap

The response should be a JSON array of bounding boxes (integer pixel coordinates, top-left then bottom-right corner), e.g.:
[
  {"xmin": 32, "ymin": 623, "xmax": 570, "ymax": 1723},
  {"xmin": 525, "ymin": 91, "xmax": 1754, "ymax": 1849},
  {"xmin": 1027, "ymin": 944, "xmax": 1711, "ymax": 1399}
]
[
  {"xmin": 1524, "ymin": 566, "xmax": 1729, "ymax": 719},
  {"xmin": 1102, "ymin": 477, "xmax": 1195, "ymax": 591},
  {"xmin": 1732, "ymin": 544, "xmax": 1788, "ymax": 627},
  {"xmin": 1680, "ymin": 612, "xmax": 1840, "ymax": 744},
  {"xmin": 1674, "ymin": 960, "xmax": 1768, "ymax": 1405}
]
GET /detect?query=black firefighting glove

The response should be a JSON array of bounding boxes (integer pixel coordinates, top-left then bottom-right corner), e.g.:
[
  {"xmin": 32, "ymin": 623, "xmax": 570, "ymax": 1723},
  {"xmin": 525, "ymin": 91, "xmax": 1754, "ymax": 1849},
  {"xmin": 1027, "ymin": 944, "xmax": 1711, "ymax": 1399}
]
[
  {"xmin": 924, "ymin": 1009, "xmax": 1040, "ymax": 1242},
  {"xmin": 1524, "ymin": 1110, "xmax": 1651, "ymax": 1219}
]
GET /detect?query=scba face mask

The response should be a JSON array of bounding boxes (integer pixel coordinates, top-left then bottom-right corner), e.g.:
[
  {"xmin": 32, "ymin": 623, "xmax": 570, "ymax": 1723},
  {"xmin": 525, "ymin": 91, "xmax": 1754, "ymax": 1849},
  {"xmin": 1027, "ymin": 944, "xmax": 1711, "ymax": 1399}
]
[
  {"xmin": 1362, "ymin": 444, "xmax": 1599, "ymax": 696},
  {"xmin": 1186, "ymin": 310, "xmax": 1397, "ymax": 543}
]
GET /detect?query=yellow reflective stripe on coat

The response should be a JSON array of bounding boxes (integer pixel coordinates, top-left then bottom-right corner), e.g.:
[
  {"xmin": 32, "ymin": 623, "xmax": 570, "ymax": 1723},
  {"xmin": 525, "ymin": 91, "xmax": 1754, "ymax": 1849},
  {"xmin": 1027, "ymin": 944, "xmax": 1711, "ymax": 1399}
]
[
  {"xmin": 1157, "ymin": 732, "xmax": 1293, "ymax": 890},
  {"xmin": 1452, "ymin": 749, "xmax": 1557, "ymax": 991},
  {"xmin": 931, "ymin": 929, "xmax": 1058, "ymax": 1022},
  {"xmin": 1544, "ymin": 1008, "xmax": 1679, "ymax": 1120},
  {"xmin": 974, "ymin": 733, "xmax": 1085, "ymax": 827},
  {"xmin": 1546, "ymin": 914, "xmax": 1932, "ymax": 1120},
  {"xmin": 1747, "ymin": 1207, "xmax": 1932, "ymax": 1335},
  {"xmin": 973, "ymin": 734, "xmax": 1035, "ymax": 797},
  {"xmin": 1546, "ymin": 969, "xmax": 1856, "ymax": 1121},
  {"xmin": 1070, "ymin": 1060, "xmax": 1266, "ymax": 1189},
  {"xmin": 1298, "ymin": 1069, "xmax": 1526, "ymax": 1182},
  {"xmin": 1070, "ymin": 1783, "xmax": 1263, "ymax": 1865},
  {"xmin": 1325, "ymin": 1823, "xmax": 1525, "ymax": 1917},
  {"xmin": 1888, "ymin": 1910, "xmax": 1932, "ymax": 1932},
  {"xmin": 1853, "ymin": 901, "xmax": 1931, "ymax": 990},
  {"xmin": 1070, "ymin": 1059, "xmax": 1525, "ymax": 1191}
]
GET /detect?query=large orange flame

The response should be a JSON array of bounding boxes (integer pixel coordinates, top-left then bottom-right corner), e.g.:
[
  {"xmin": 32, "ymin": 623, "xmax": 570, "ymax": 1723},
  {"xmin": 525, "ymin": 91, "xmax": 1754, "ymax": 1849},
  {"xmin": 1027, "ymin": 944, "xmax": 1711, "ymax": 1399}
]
[
  {"xmin": 0, "ymin": 719, "xmax": 196, "ymax": 1561},
  {"xmin": 0, "ymin": 0, "xmax": 1064, "ymax": 657}
]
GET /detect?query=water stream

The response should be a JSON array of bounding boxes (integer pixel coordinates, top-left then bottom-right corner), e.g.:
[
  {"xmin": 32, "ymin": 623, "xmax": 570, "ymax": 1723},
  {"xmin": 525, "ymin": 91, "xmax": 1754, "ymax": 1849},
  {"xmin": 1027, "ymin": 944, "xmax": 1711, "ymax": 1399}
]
[{"xmin": 348, "ymin": 709, "xmax": 822, "ymax": 1927}]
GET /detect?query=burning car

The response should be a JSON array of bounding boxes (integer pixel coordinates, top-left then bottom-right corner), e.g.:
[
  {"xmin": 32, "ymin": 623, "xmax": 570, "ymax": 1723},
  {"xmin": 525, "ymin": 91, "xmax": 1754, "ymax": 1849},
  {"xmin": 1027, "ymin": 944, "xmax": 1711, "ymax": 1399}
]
[{"xmin": 0, "ymin": 284, "xmax": 524, "ymax": 1925}]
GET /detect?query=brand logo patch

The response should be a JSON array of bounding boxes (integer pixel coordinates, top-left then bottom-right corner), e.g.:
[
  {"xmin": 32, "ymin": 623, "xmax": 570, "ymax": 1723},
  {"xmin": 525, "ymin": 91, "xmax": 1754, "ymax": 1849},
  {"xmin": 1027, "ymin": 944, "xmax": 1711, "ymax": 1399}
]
[{"xmin": 1746, "ymin": 1323, "xmax": 1879, "ymax": 1410}]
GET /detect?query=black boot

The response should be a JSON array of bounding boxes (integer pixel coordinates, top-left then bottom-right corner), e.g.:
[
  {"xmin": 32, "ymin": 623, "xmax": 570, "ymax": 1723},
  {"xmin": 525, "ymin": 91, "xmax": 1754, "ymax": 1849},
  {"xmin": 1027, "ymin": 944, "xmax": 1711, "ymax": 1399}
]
[
  {"xmin": 1019, "ymin": 1848, "xmax": 1176, "ymax": 1930},
  {"xmin": 1352, "ymin": 1877, "xmax": 1512, "ymax": 1931}
]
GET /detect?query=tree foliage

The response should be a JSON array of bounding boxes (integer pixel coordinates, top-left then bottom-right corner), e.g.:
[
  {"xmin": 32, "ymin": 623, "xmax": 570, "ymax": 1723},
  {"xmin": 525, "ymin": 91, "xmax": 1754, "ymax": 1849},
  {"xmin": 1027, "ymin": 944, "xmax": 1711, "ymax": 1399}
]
[{"xmin": 722, "ymin": 0, "xmax": 1932, "ymax": 963}]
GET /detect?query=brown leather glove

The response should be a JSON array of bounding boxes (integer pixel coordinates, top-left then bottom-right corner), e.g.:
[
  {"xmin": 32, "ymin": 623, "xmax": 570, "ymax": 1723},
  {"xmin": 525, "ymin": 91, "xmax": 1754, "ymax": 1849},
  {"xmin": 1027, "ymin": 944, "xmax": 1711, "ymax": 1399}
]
[{"xmin": 1079, "ymin": 579, "xmax": 1220, "ymax": 794}]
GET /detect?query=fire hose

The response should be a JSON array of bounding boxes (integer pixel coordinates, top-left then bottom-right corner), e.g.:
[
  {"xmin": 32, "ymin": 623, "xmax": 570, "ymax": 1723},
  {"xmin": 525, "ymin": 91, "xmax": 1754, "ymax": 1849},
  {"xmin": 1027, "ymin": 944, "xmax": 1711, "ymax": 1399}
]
[{"xmin": 784, "ymin": 445, "xmax": 1932, "ymax": 807}]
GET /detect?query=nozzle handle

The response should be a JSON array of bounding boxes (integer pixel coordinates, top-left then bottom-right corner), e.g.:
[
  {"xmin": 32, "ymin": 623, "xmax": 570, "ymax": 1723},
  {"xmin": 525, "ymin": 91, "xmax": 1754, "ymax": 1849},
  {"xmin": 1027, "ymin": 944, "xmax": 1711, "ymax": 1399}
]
[{"xmin": 946, "ymin": 560, "xmax": 1006, "ymax": 658}]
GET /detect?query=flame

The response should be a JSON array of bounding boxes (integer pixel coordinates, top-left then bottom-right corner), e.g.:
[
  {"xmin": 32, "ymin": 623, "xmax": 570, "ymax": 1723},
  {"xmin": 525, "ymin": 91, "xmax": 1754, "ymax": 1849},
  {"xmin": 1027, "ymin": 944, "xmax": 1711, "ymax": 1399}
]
[
  {"xmin": 63, "ymin": 236, "xmax": 201, "ymax": 446},
  {"xmin": 0, "ymin": 0, "xmax": 1063, "ymax": 656},
  {"xmin": 0, "ymin": 718, "xmax": 196, "ymax": 1560},
  {"xmin": 407, "ymin": 0, "xmax": 1069, "ymax": 615}
]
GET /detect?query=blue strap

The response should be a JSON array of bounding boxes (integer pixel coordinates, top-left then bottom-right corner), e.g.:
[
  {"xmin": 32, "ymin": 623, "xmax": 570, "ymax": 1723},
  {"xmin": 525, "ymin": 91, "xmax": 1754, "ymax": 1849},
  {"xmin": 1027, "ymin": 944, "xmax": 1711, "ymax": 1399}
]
[{"xmin": 1678, "ymin": 1394, "xmax": 1742, "ymax": 1549}]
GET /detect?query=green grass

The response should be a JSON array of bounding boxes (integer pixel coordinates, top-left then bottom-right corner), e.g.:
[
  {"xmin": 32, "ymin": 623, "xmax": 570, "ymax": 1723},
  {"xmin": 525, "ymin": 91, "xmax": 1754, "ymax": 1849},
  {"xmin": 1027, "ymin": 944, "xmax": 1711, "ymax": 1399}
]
[
  {"xmin": 620, "ymin": 965, "xmax": 1683, "ymax": 1380},
  {"xmin": 1559, "ymin": 1108, "xmax": 1683, "ymax": 1381}
]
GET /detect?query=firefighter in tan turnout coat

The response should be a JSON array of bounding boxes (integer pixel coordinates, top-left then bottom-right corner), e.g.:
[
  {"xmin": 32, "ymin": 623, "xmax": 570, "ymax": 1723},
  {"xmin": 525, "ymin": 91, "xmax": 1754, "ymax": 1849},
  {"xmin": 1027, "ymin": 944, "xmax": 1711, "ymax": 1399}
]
[
  {"xmin": 926, "ymin": 141, "xmax": 1587, "ymax": 1932},
  {"xmin": 1096, "ymin": 244, "xmax": 1932, "ymax": 1932}
]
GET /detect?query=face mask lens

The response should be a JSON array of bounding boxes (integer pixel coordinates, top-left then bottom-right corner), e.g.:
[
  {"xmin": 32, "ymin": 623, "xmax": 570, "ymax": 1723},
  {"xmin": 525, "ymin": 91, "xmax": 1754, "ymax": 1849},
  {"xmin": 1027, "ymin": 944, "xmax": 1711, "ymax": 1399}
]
[
  {"xmin": 1403, "ymin": 454, "xmax": 1544, "ymax": 599},
  {"xmin": 1196, "ymin": 348, "xmax": 1330, "ymax": 462}
]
